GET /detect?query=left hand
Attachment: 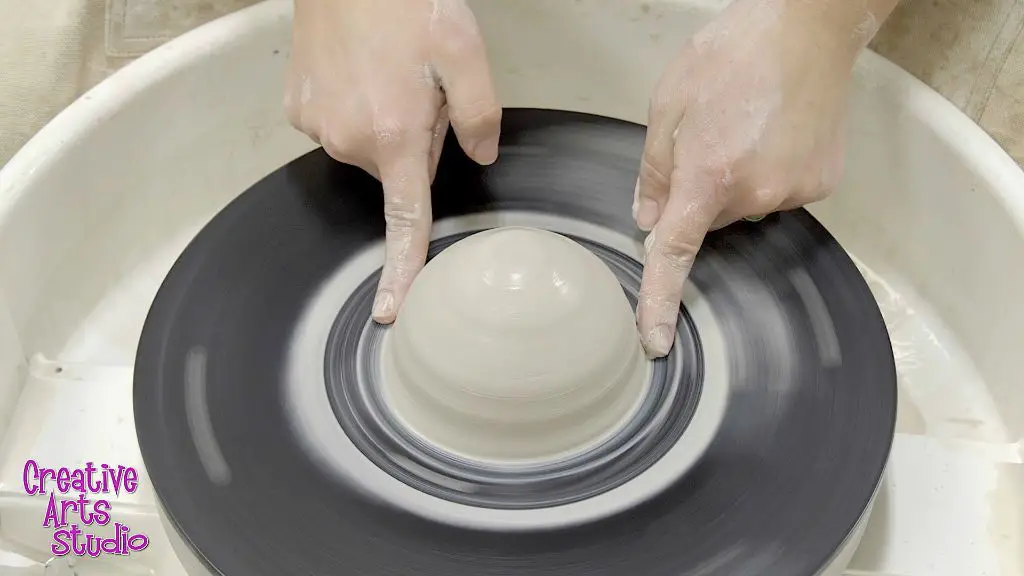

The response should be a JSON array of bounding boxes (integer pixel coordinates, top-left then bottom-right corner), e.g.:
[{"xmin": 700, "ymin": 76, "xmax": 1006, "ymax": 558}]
[
  {"xmin": 633, "ymin": 0, "xmax": 865, "ymax": 358},
  {"xmin": 284, "ymin": 0, "xmax": 501, "ymax": 324}
]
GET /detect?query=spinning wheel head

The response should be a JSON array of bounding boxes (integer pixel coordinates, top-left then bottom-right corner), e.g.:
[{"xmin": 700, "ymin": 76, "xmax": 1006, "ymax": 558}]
[{"xmin": 134, "ymin": 109, "xmax": 896, "ymax": 576}]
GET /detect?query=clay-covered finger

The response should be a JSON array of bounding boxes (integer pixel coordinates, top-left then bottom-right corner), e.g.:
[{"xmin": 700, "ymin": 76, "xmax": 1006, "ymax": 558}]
[
  {"xmin": 636, "ymin": 168, "xmax": 720, "ymax": 358},
  {"xmin": 431, "ymin": 14, "xmax": 502, "ymax": 165},
  {"xmin": 373, "ymin": 147, "xmax": 434, "ymax": 324},
  {"xmin": 635, "ymin": 70, "xmax": 687, "ymax": 232}
]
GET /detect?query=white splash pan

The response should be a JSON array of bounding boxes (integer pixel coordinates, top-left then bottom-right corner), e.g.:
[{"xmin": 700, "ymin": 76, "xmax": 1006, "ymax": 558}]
[{"xmin": 0, "ymin": 1, "xmax": 1022, "ymax": 574}]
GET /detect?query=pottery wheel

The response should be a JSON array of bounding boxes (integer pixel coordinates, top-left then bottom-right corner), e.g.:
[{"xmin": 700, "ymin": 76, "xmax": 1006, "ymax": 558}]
[{"xmin": 134, "ymin": 109, "xmax": 897, "ymax": 575}]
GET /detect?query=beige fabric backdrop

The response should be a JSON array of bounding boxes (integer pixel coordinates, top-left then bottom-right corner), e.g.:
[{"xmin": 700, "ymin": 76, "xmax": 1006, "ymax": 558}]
[{"xmin": 0, "ymin": 0, "xmax": 1022, "ymax": 167}]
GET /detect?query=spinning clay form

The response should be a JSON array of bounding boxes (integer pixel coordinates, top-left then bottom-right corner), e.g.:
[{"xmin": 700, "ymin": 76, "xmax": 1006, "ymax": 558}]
[{"xmin": 382, "ymin": 226, "xmax": 649, "ymax": 462}]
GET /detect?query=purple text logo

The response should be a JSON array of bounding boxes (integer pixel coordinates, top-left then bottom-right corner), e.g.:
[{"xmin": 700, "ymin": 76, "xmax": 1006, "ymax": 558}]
[{"xmin": 22, "ymin": 460, "xmax": 150, "ymax": 557}]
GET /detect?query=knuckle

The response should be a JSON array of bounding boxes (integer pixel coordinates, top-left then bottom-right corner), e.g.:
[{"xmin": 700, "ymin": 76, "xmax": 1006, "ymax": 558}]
[
  {"xmin": 812, "ymin": 186, "xmax": 836, "ymax": 202},
  {"xmin": 639, "ymin": 153, "xmax": 671, "ymax": 188},
  {"xmin": 798, "ymin": 183, "xmax": 820, "ymax": 202},
  {"xmin": 681, "ymin": 156, "xmax": 734, "ymax": 192},
  {"xmin": 655, "ymin": 233, "xmax": 699, "ymax": 273},
  {"xmin": 437, "ymin": 26, "xmax": 485, "ymax": 58},
  {"xmin": 321, "ymin": 131, "xmax": 353, "ymax": 159},
  {"xmin": 284, "ymin": 100, "xmax": 302, "ymax": 129},
  {"xmin": 451, "ymin": 103, "xmax": 501, "ymax": 131},
  {"xmin": 819, "ymin": 160, "xmax": 844, "ymax": 193},
  {"xmin": 648, "ymin": 80, "xmax": 679, "ymax": 119},
  {"xmin": 372, "ymin": 114, "xmax": 413, "ymax": 150},
  {"xmin": 301, "ymin": 121, "xmax": 324, "ymax": 146},
  {"xmin": 383, "ymin": 197, "xmax": 425, "ymax": 230},
  {"xmin": 659, "ymin": 248, "xmax": 697, "ymax": 275},
  {"xmin": 794, "ymin": 171, "xmax": 832, "ymax": 203},
  {"xmin": 801, "ymin": 186, "xmax": 831, "ymax": 205},
  {"xmin": 751, "ymin": 185, "xmax": 785, "ymax": 211}
]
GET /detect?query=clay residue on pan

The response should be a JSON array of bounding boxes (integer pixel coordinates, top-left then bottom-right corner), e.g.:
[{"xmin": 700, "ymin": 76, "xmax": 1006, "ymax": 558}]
[
  {"xmin": 987, "ymin": 463, "xmax": 1024, "ymax": 575},
  {"xmin": 853, "ymin": 257, "xmax": 1009, "ymax": 442}
]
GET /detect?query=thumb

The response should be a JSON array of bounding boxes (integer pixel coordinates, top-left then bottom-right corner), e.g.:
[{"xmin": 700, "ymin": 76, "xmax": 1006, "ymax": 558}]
[{"xmin": 636, "ymin": 166, "xmax": 721, "ymax": 358}]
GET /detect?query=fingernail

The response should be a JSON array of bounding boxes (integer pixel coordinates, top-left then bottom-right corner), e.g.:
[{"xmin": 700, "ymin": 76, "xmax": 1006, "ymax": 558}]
[
  {"xmin": 744, "ymin": 214, "xmax": 765, "ymax": 222},
  {"xmin": 473, "ymin": 136, "xmax": 500, "ymax": 165},
  {"xmin": 372, "ymin": 290, "xmax": 395, "ymax": 322},
  {"xmin": 636, "ymin": 198, "xmax": 660, "ymax": 231},
  {"xmin": 645, "ymin": 324, "xmax": 674, "ymax": 359}
]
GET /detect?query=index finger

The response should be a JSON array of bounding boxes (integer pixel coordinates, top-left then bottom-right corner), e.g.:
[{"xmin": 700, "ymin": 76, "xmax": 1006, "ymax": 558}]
[
  {"xmin": 636, "ymin": 164, "xmax": 723, "ymax": 358},
  {"xmin": 372, "ymin": 141, "xmax": 434, "ymax": 324}
]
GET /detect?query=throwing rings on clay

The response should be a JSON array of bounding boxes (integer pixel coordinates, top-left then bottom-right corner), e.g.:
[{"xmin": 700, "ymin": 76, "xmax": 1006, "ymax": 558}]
[{"xmin": 134, "ymin": 109, "xmax": 897, "ymax": 575}]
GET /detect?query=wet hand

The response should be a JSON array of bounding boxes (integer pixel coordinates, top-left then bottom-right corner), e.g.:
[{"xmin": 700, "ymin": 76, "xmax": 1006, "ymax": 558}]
[
  {"xmin": 285, "ymin": 0, "xmax": 502, "ymax": 323},
  {"xmin": 634, "ymin": 0, "xmax": 877, "ymax": 357}
]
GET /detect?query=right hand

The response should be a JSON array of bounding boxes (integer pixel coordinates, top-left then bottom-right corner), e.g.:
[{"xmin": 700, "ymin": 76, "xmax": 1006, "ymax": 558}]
[
  {"xmin": 285, "ymin": 0, "xmax": 502, "ymax": 323},
  {"xmin": 633, "ymin": 0, "xmax": 857, "ymax": 358}
]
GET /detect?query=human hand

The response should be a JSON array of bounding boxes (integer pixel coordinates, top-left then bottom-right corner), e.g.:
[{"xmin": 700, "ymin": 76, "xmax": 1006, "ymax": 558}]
[
  {"xmin": 285, "ymin": 0, "xmax": 502, "ymax": 323},
  {"xmin": 633, "ymin": 0, "xmax": 888, "ymax": 358}
]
